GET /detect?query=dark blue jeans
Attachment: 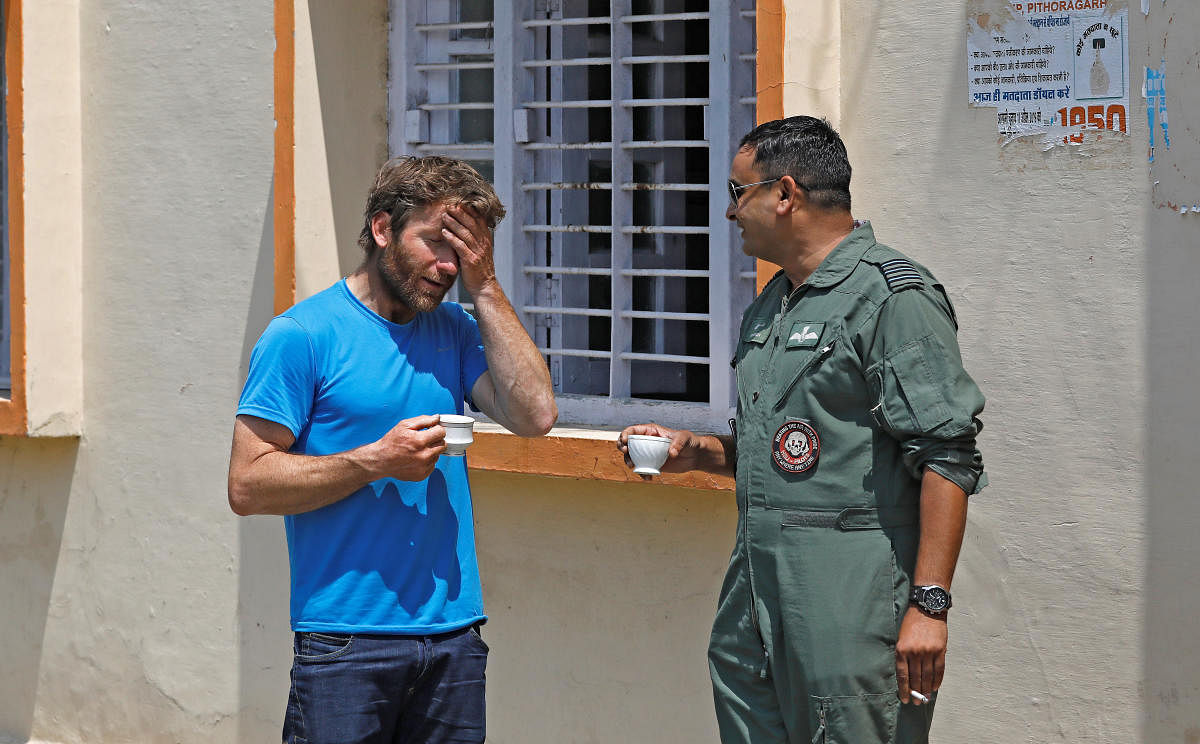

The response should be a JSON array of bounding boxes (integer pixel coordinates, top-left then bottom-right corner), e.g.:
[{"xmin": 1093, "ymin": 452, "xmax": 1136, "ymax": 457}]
[{"xmin": 283, "ymin": 625, "xmax": 488, "ymax": 744}]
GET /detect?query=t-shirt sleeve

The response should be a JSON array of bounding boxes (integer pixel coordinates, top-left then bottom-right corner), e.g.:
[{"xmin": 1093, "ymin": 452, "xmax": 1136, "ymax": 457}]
[
  {"xmin": 457, "ymin": 308, "xmax": 489, "ymax": 409},
  {"xmin": 236, "ymin": 315, "xmax": 318, "ymax": 438}
]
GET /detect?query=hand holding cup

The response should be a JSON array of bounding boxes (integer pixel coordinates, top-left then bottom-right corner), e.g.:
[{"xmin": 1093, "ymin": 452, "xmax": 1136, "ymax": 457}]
[
  {"xmin": 617, "ymin": 423, "xmax": 706, "ymax": 478},
  {"xmin": 439, "ymin": 414, "xmax": 475, "ymax": 456},
  {"xmin": 624, "ymin": 435, "xmax": 672, "ymax": 475}
]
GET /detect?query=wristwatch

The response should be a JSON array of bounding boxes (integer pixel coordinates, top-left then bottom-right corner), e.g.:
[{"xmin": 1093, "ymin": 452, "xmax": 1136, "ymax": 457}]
[{"xmin": 909, "ymin": 584, "xmax": 952, "ymax": 615}]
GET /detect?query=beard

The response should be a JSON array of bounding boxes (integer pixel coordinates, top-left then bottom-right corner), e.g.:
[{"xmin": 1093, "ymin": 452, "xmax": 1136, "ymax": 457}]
[{"xmin": 375, "ymin": 240, "xmax": 456, "ymax": 314}]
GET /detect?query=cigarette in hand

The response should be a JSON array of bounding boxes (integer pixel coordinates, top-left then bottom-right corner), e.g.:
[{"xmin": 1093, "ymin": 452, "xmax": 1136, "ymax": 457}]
[{"xmin": 910, "ymin": 690, "xmax": 929, "ymax": 703}]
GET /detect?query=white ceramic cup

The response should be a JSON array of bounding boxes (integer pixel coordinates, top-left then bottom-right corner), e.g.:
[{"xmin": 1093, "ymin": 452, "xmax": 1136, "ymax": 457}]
[
  {"xmin": 625, "ymin": 434, "xmax": 672, "ymax": 475},
  {"xmin": 440, "ymin": 414, "xmax": 475, "ymax": 456}
]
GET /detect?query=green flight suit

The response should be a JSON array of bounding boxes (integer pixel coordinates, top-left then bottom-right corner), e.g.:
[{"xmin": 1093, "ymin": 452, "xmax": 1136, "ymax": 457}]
[{"xmin": 709, "ymin": 222, "xmax": 986, "ymax": 744}]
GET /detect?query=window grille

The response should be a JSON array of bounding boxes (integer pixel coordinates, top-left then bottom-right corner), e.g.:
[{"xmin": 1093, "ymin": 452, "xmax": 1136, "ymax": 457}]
[{"xmin": 390, "ymin": 0, "xmax": 757, "ymax": 431}]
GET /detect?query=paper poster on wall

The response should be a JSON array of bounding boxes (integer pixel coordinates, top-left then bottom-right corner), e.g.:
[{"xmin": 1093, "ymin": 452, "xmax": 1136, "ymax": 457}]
[{"xmin": 968, "ymin": 1, "xmax": 1129, "ymax": 146}]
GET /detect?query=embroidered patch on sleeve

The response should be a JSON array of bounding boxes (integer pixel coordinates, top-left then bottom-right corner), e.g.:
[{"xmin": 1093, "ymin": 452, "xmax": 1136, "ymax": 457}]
[{"xmin": 880, "ymin": 259, "xmax": 924, "ymax": 291}]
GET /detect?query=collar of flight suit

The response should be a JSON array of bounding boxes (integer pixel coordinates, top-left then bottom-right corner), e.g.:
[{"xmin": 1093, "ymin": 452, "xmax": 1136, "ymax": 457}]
[{"xmin": 802, "ymin": 220, "xmax": 877, "ymax": 289}]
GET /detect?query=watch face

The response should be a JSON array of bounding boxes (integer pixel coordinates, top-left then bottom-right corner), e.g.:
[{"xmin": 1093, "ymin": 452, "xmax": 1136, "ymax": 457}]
[{"xmin": 923, "ymin": 587, "xmax": 950, "ymax": 612}]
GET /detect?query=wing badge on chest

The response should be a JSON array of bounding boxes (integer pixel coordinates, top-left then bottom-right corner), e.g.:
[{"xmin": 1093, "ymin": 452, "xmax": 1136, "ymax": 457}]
[{"xmin": 785, "ymin": 321, "xmax": 825, "ymax": 349}]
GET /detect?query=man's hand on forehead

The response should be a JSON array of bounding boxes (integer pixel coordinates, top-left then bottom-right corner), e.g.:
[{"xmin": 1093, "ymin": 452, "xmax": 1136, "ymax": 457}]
[
  {"xmin": 441, "ymin": 204, "xmax": 491, "ymax": 244},
  {"xmin": 440, "ymin": 204, "xmax": 496, "ymax": 297},
  {"xmin": 443, "ymin": 202, "xmax": 490, "ymax": 228}
]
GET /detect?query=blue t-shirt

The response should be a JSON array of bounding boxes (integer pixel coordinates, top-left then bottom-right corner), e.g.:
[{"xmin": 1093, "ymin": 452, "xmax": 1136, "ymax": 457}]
[{"xmin": 237, "ymin": 279, "xmax": 489, "ymax": 634}]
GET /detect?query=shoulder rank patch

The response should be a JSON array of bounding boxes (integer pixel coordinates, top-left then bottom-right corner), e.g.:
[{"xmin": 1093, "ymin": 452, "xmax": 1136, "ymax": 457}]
[{"xmin": 879, "ymin": 259, "xmax": 924, "ymax": 291}]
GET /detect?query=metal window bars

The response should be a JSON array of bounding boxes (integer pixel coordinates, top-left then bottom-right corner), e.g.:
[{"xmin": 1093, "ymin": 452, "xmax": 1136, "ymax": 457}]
[{"xmin": 391, "ymin": 0, "xmax": 756, "ymax": 431}]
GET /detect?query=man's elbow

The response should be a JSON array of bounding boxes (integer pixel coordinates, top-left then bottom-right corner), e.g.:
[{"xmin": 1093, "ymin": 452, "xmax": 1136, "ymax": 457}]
[
  {"xmin": 227, "ymin": 475, "xmax": 261, "ymax": 517},
  {"xmin": 518, "ymin": 399, "xmax": 558, "ymax": 437},
  {"xmin": 535, "ymin": 400, "xmax": 559, "ymax": 435}
]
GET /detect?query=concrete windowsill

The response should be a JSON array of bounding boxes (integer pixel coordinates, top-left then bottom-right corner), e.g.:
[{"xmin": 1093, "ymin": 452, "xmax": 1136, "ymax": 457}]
[{"xmin": 467, "ymin": 422, "xmax": 734, "ymax": 491}]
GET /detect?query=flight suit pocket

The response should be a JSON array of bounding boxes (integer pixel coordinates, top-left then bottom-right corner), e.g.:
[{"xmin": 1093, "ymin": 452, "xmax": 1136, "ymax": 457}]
[
  {"xmin": 744, "ymin": 324, "xmax": 771, "ymax": 346},
  {"xmin": 774, "ymin": 325, "xmax": 841, "ymax": 411},
  {"xmin": 735, "ymin": 321, "xmax": 772, "ymax": 408},
  {"xmin": 867, "ymin": 335, "xmax": 953, "ymax": 435},
  {"xmin": 809, "ymin": 693, "xmax": 899, "ymax": 744}
]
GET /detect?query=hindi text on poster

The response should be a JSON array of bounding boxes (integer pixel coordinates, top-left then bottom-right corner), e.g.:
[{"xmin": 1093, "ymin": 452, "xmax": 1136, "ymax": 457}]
[{"xmin": 968, "ymin": 0, "xmax": 1128, "ymax": 144}]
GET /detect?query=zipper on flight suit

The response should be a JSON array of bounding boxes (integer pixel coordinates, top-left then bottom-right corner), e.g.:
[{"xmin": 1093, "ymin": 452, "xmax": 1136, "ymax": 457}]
[
  {"xmin": 759, "ymin": 282, "xmax": 805, "ymax": 391},
  {"xmin": 773, "ymin": 338, "xmax": 838, "ymax": 411},
  {"xmin": 811, "ymin": 703, "xmax": 828, "ymax": 744},
  {"xmin": 736, "ymin": 346, "xmax": 771, "ymax": 679},
  {"xmin": 781, "ymin": 281, "xmax": 804, "ymax": 315},
  {"xmin": 742, "ymin": 284, "xmax": 807, "ymax": 680}
]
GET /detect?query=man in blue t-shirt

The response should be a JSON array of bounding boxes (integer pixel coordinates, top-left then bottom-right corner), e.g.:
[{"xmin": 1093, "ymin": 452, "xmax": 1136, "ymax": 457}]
[{"xmin": 229, "ymin": 156, "xmax": 557, "ymax": 744}]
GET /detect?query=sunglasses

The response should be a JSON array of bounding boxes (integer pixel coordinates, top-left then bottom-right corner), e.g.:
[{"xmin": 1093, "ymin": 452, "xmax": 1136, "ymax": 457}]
[{"xmin": 727, "ymin": 177, "xmax": 782, "ymax": 206}]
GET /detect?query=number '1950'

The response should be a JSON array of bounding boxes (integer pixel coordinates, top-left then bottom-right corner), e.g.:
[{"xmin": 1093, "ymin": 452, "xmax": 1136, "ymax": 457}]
[{"xmin": 1057, "ymin": 104, "xmax": 1127, "ymax": 143}]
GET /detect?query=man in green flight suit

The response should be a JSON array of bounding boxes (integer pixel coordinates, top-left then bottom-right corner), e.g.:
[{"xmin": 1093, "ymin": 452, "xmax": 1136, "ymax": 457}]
[{"xmin": 619, "ymin": 116, "xmax": 986, "ymax": 744}]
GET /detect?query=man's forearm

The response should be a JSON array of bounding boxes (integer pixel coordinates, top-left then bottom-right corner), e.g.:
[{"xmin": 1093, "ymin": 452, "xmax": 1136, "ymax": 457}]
[
  {"xmin": 677, "ymin": 433, "xmax": 735, "ymax": 478},
  {"xmin": 229, "ymin": 445, "xmax": 376, "ymax": 517},
  {"xmin": 229, "ymin": 415, "xmax": 446, "ymax": 516},
  {"xmin": 471, "ymin": 281, "xmax": 557, "ymax": 435},
  {"xmin": 912, "ymin": 468, "xmax": 969, "ymax": 587},
  {"xmin": 894, "ymin": 467, "xmax": 967, "ymax": 704},
  {"xmin": 702, "ymin": 434, "xmax": 737, "ymax": 477}
]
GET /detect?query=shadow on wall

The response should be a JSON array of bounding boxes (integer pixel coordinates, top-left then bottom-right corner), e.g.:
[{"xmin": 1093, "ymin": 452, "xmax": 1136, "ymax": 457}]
[
  {"xmin": 1142, "ymin": 4, "xmax": 1200, "ymax": 740},
  {"xmin": 236, "ymin": 180, "xmax": 293, "ymax": 743},
  {"xmin": 0, "ymin": 436, "xmax": 79, "ymax": 742},
  {"xmin": 237, "ymin": 2, "xmax": 387, "ymax": 735},
  {"xmin": 235, "ymin": 514, "xmax": 291, "ymax": 742},
  {"xmin": 308, "ymin": 0, "xmax": 389, "ymax": 277}
]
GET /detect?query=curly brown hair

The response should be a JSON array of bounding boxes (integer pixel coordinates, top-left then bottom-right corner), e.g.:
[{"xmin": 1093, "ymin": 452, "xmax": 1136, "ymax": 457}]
[{"xmin": 357, "ymin": 156, "xmax": 506, "ymax": 253}]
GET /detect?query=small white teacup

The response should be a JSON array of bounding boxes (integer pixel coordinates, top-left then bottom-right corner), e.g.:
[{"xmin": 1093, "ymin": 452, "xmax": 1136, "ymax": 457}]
[
  {"xmin": 439, "ymin": 414, "xmax": 475, "ymax": 456},
  {"xmin": 625, "ymin": 434, "xmax": 672, "ymax": 476}
]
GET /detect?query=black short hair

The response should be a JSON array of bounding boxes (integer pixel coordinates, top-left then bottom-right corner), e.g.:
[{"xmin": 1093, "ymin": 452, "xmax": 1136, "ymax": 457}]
[{"xmin": 738, "ymin": 116, "xmax": 852, "ymax": 211}]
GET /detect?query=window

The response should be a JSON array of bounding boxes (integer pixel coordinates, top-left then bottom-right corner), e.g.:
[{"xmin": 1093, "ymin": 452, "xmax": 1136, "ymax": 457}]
[{"xmin": 389, "ymin": 0, "xmax": 757, "ymax": 431}]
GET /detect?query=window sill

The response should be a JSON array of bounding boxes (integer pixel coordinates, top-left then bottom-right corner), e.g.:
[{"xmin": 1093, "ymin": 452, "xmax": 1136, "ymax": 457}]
[{"xmin": 467, "ymin": 423, "xmax": 734, "ymax": 491}]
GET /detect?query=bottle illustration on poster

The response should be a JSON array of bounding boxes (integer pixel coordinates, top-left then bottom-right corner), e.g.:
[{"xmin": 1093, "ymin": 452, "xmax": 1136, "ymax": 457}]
[{"xmin": 1090, "ymin": 37, "xmax": 1110, "ymax": 96}]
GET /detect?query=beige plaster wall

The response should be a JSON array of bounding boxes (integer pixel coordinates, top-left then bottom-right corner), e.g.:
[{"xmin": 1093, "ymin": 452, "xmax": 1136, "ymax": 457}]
[
  {"xmin": 1139, "ymin": 6, "xmax": 1200, "ymax": 741},
  {"xmin": 19, "ymin": 0, "xmax": 83, "ymax": 437},
  {"xmin": 1, "ymin": 0, "xmax": 276, "ymax": 741},
  {"xmin": 821, "ymin": 1, "xmax": 1195, "ymax": 741},
  {"xmin": 293, "ymin": 0, "xmax": 388, "ymax": 299},
  {"xmin": 782, "ymin": 0, "xmax": 842, "ymax": 128},
  {"xmin": 474, "ymin": 472, "xmax": 733, "ymax": 743}
]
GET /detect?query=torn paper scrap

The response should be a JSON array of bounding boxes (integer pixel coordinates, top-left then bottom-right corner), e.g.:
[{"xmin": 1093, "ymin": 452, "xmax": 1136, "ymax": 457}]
[{"xmin": 1144, "ymin": 60, "xmax": 1170, "ymax": 163}]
